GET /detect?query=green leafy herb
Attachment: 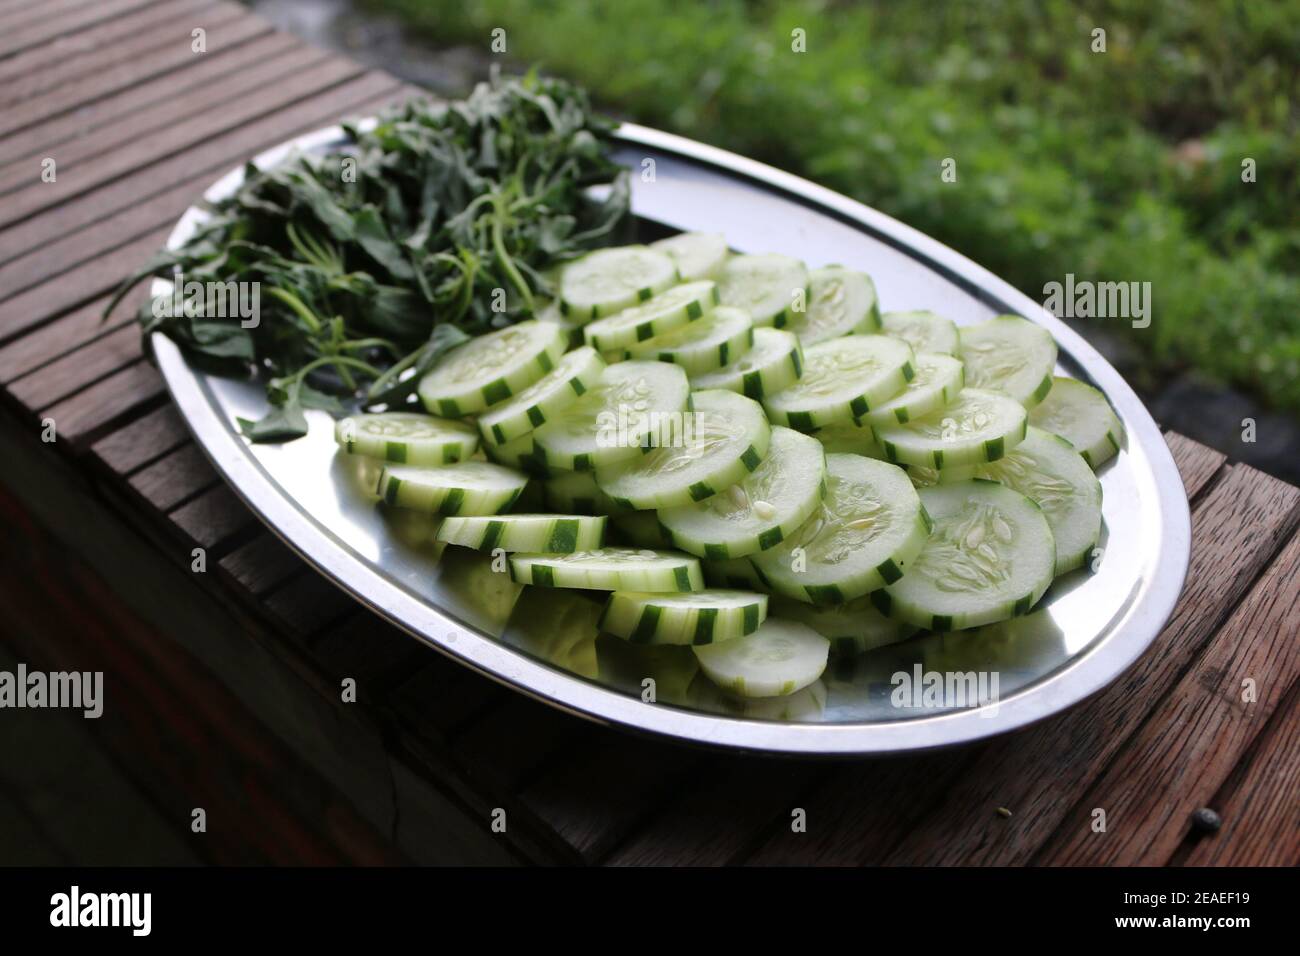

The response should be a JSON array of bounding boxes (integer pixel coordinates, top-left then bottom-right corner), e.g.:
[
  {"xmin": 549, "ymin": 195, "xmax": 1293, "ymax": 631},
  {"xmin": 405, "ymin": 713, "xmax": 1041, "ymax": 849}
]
[{"xmin": 109, "ymin": 70, "xmax": 630, "ymax": 441}]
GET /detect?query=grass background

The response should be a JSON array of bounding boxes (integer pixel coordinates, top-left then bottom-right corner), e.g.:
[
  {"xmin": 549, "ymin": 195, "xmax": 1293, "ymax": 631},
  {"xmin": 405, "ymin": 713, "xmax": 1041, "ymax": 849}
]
[{"xmin": 363, "ymin": 0, "xmax": 1300, "ymax": 416}]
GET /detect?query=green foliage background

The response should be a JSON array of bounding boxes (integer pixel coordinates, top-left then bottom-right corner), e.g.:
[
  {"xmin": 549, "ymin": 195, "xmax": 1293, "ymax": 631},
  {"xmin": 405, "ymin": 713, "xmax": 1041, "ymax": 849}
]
[{"xmin": 367, "ymin": 0, "xmax": 1300, "ymax": 412}]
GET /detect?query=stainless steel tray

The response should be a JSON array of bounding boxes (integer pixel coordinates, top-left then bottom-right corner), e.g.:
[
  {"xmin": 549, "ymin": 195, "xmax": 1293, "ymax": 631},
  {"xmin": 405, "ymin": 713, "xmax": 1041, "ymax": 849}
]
[{"xmin": 151, "ymin": 122, "xmax": 1191, "ymax": 755}]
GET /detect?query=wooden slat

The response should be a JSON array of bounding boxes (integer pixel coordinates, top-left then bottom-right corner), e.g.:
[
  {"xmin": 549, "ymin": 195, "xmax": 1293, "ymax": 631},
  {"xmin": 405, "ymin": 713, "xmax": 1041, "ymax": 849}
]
[
  {"xmin": 451, "ymin": 697, "xmax": 586, "ymax": 794},
  {"xmin": 167, "ymin": 482, "xmax": 257, "ymax": 551},
  {"xmin": 0, "ymin": 3, "xmax": 254, "ymax": 136},
  {"xmin": 128, "ymin": 443, "xmax": 218, "ymax": 512},
  {"xmin": 872, "ymin": 464, "xmax": 1300, "ymax": 865},
  {"xmin": 0, "ymin": 0, "xmax": 104, "ymax": 36},
  {"xmin": 389, "ymin": 659, "xmax": 512, "ymax": 741},
  {"xmin": 609, "ymin": 757, "xmax": 828, "ymax": 866},
  {"xmin": 40, "ymin": 360, "xmax": 166, "ymax": 448},
  {"xmin": 1164, "ymin": 430, "xmax": 1226, "ymax": 502},
  {"xmin": 0, "ymin": 0, "xmax": 161, "ymax": 60},
  {"xmin": 89, "ymin": 403, "xmax": 190, "ymax": 475},
  {"xmin": 0, "ymin": 0, "xmax": 212, "ymax": 99},
  {"xmin": 1181, "ymin": 680, "xmax": 1300, "ymax": 866},
  {"xmin": 0, "ymin": 54, "xmax": 367, "ymax": 230},
  {"xmin": 0, "ymin": 32, "xmax": 323, "ymax": 195},
  {"xmin": 218, "ymin": 533, "xmax": 304, "ymax": 597},
  {"xmin": 0, "ymin": 296, "xmax": 122, "ymax": 384},
  {"xmin": 9, "ymin": 324, "xmax": 143, "ymax": 409},
  {"xmin": 0, "ymin": 27, "xmax": 299, "ymax": 165},
  {"xmin": 0, "ymin": 73, "xmax": 408, "ymax": 264},
  {"xmin": 311, "ymin": 612, "xmax": 430, "ymax": 692},
  {"xmin": 260, "ymin": 571, "xmax": 359, "ymax": 639},
  {"xmin": 519, "ymin": 734, "xmax": 703, "ymax": 863},
  {"xmin": 1039, "ymin": 530, "xmax": 1300, "ymax": 864}
]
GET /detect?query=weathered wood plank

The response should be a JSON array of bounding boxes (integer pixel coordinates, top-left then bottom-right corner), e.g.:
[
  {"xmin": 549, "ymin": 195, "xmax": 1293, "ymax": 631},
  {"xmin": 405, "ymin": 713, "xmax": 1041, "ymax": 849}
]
[
  {"xmin": 260, "ymin": 571, "xmax": 360, "ymax": 639},
  {"xmin": 167, "ymin": 482, "xmax": 257, "ymax": 551},
  {"xmin": 40, "ymin": 360, "xmax": 167, "ymax": 448},
  {"xmin": 451, "ymin": 697, "xmax": 586, "ymax": 795},
  {"xmin": 0, "ymin": 3, "xmax": 255, "ymax": 136},
  {"xmin": 218, "ymin": 533, "xmax": 304, "ymax": 597},
  {"xmin": 1164, "ymin": 430, "xmax": 1226, "ymax": 502},
  {"xmin": 0, "ymin": 33, "xmax": 326, "ymax": 199},
  {"xmin": 0, "ymin": 74, "xmax": 408, "ymax": 263},
  {"xmin": 389, "ymin": 659, "xmax": 512, "ymax": 742},
  {"xmin": 127, "ymin": 443, "xmax": 218, "ymax": 512},
  {"xmin": 0, "ymin": 54, "xmax": 367, "ymax": 229},
  {"xmin": 311, "ymin": 612, "xmax": 430, "ymax": 692},
  {"xmin": 89, "ymin": 403, "xmax": 190, "ymax": 475},
  {"xmin": 8, "ymin": 324, "xmax": 143, "ymax": 410},
  {"xmin": 1039, "ymin": 530, "xmax": 1300, "ymax": 864},
  {"xmin": 0, "ymin": 0, "xmax": 161, "ymax": 60},
  {"xmin": 1181, "ymin": 680, "xmax": 1300, "ymax": 866},
  {"xmin": 0, "ymin": 0, "xmax": 108, "ymax": 36},
  {"xmin": 874, "ymin": 464, "xmax": 1300, "ymax": 865},
  {"xmin": 0, "ymin": 296, "xmax": 121, "ymax": 384}
]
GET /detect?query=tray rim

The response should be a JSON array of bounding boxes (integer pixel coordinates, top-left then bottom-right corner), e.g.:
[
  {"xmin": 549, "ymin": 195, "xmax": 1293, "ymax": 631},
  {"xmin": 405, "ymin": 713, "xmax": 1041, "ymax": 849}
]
[{"xmin": 149, "ymin": 119, "xmax": 1192, "ymax": 756}]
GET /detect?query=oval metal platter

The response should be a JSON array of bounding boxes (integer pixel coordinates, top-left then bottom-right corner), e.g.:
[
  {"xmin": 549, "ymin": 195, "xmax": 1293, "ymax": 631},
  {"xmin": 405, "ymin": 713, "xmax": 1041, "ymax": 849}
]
[{"xmin": 151, "ymin": 121, "xmax": 1191, "ymax": 756}]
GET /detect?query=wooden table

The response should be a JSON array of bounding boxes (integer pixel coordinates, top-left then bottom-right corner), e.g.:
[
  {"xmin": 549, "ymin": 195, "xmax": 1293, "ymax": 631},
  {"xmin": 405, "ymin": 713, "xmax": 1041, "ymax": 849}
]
[{"xmin": 1, "ymin": 0, "xmax": 1295, "ymax": 866}]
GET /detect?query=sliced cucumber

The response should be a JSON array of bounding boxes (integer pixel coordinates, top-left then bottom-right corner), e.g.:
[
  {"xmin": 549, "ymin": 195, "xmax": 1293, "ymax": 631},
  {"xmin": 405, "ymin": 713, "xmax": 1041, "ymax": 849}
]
[
  {"xmin": 476, "ymin": 346, "xmax": 605, "ymax": 446},
  {"xmin": 693, "ymin": 618, "xmax": 829, "ymax": 697},
  {"xmin": 436, "ymin": 513, "xmax": 607, "ymax": 553},
  {"xmin": 770, "ymin": 595, "xmax": 917, "ymax": 656},
  {"xmin": 784, "ymin": 265, "xmax": 880, "ymax": 344},
  {"xmin": 717, "ymin": 253, "xmax": 810, "ymax": 328},
  {"xmin": 1028, "ymin": 376, "xmax": 1125, "ymax": 469},
  {"xmin": 559, "ymin": 246, "xmax": 678, "ymax": 319},
  {"xmin": 581, "ymin": 280, "xmax": 718, "ymax": 352},
  {"xmin": 622, "ymin": 305, "xmax": 754, "ymax": 375},
  {"xmin": 880, "ymin": 310, "xmax": 960, "ymax": 356},
  {"xmin": 812, "ymin": 421, "xmax": 887, "ymax": 458},
  {"xmin": 944, "ymin": 427, "xmax": 1102, "ymax": 574},
  {"xmin": 600, "ymin": 589, "xmax": 768, "ymax": 645},
  {"xmin": 959, "ymin": 315, "xmax": 1058, "ymax": 408},
  {"xmin": 658, "ymin": 425, "xmax": 826, "ymax": 559},
  {"xmin": 595, "ymin": 390, "xmax": 771, "ymax": 509},
  {"xmin": 609, "ymin": 510, "xmax": 671, "ymax": 548},
  {"xmin": 531, "ymin": 361, "xmax": 690, "ymax": 471},
  {"xmin": 542, "ymin": 468, "xmax": 627, "ymax": 515},
  {"xmin": 482, "ymin": 430, "xmax": 550, "ymax": 475},
  {"xmin": 378, "ymin": 461, "xmax": 528, "ymax": 515},
  {"xmin": 763, "ymin": 334, "xmax": 915, "ymax": 429},
  {"xmin": 650, "ymin": 231, "xmax": 729, "ymax": 281},
  {"xmin": 858, "ymin": 352, "xmax": 964, "ymax": 426},
  {"xmin": 874, "ymin": 480, "xmax": 1056, "ymax": 630},
  {"xmin": 689, "ymin": 327, "xmax": 803, "ymax": 399},
  {"xmin": 753, "ymin": 453, "xmax": 930, "ymax": 604},
  {"xmin": 873, "ymin": 387, "xmax": 1028, "ymax": 468},
  {"xmin": 508, "ymin": 548, "xmax": 703, "ymax": 592},
  {"xmin": 418, "ymin": 319, "xmax": 567, "ymax": 417},
  {"xmin": 535, "ymin": 298, "xmax": 586, "ymax": 348},
  {"xmin": 334, "ymin": 411, "xmax": 479, "ymax": 465},
  {"xmin": 702, "ymin": 556, "xmax": 771, "ymax": 590}
]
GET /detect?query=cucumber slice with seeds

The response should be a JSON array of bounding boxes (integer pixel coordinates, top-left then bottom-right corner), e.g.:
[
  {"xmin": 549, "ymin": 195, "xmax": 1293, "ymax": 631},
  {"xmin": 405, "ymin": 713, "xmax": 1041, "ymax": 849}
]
[
  {"xmin": 334, "ymin": 412, "xmax": 479, "ymax": 465},
  {"xmin": 658, "ymin": 426, "xmax": 826, "ymax": 559},
  {"xmin": 559, "ymin": 246, "xmax": 678, "ymax": 319},
  {"xmin": 477, "ymin": 346, "xmax": 605, "ymax": 446},
  {"xmin": 1028, "ymin": 376, "xmax": 1125, "ymax": 469},
  {"xmin": 874, "ymin": 480, "xmax": 1055, "ymax": 630},
  {"xmin": 622, "ymin": 305, "xmax": 754, "ymax": 375},
  {"xmin": 764, "ymin": 334, "xmax": 915, "ymax": 429},
  {"xmin": 690, "ymin": 327, "xmax": 803, "ymax": 398},
  {"xmin": 942, "ymin": 427, "xmax": 1102, "ymax": 575},
  {"xmin": 650, "ymin": 232, "xmax": 729, "ymax": 281},
  {"xmin": 532, "ymin": 361, "xmax": 690, "ymax": 471},
  {"xmin": 770, "ymin": 595, "xmax": 917, "ymax": 656},
  {"xmin": 785, "ymin": 266, "xmax": 880, "ymax": 344},
  {"xmin": 600, "ymin": 589, "xmax": 767, "ymax": 645},
  {"xmin": 543, "ymin": 468, "xmax": 627, "ymax": 515},
  {"xmin": 596, "ymin": 390, "xmax": 771, "ymax": 509},
  {"xmin": 508, "ymin": 548, "xmax": 703, "ymax": 592},
  {"xmin": 693, "ymin": 618, "xmax": 829, "ymax": 697},
  {"xmin": 873, "ymin": 387, "xmax": 1028, "ymax": 469},
  {"xmin": 959, "ymin": 315, "xmax": 1058, "ymax": 408},
  {"xmin": 436, "ymin": 513, "xmax": 606, "ymax": 553},
  {"xmin": 581, "ymin": 280, "xmax": 718, "ymax": 352},
  {"xmin": 881, "ymin": 310, "xmax": 960, "ymax": 356},
  {"xmin": 717, "ymin": 253, "xmax": 810, "ymax": 328},
  {"xmin": 418, "ymin": 320, "xmax": 566, "ymax": 417},
  {"xmin": 753, "ymin": 454, "xmax": 930, "ymax": 604},
  {"xmin": 858, "ymin": 352, "xmax": 964, "ymax": 426},
  {"xmin": 378, "ymin": 461, "xmax": 528, "ymax": 515}
]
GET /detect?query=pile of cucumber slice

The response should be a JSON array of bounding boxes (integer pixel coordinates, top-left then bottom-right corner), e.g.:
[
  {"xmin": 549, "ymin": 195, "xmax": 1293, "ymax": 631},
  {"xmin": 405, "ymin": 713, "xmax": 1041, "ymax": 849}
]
[{"xmin": 332, "ymin": 236, "xmax": 1125, "ymax": 702}]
